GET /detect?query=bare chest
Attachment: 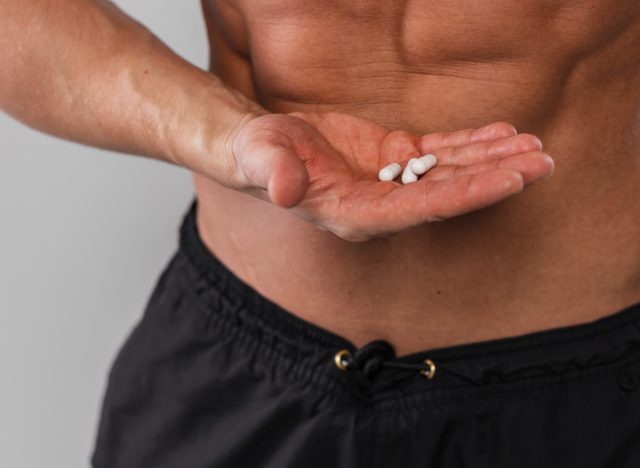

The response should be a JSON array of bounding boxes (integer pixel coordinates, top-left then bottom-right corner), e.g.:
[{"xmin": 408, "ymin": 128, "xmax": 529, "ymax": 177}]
[
  {"xmin": 203, "ymin": 0, "xmax": 639, "ymax": 125},
  {"xmin": 204, "ymin": 0, "xmax": 638, "ymax": 61}
]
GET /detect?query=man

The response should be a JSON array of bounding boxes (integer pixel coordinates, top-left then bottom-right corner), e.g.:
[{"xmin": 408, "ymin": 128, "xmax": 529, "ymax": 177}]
[{"xmin": 2, "ymin": 0, "xmax": 639, "ymax": 466}]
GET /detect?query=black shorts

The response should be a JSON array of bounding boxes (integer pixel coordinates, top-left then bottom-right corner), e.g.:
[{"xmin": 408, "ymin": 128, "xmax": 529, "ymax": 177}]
[{"xmin": 92, "ymin": 202, "xmax": 640, "ymax": 468}]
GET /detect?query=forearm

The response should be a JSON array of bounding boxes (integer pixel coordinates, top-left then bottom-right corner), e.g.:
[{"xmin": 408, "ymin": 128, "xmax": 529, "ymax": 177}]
[{"xmin": 0, "ymin": 0, "xmax": 264, "ymax": 181}]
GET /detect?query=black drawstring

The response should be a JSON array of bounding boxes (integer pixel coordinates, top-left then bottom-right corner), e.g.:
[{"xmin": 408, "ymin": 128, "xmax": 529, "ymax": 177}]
[
  {"xmin": 335, "ymin": 340, "xmax": 571, "ymax": 386},
  {"xmin": 334, "ymin": 340, "xmax": 436, "ymax": 380}
]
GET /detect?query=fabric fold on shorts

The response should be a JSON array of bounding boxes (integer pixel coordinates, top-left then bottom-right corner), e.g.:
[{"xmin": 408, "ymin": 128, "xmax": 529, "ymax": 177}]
[{"xmin": 178, "ymin": 200, "xmax": 640, "ymax": 402}]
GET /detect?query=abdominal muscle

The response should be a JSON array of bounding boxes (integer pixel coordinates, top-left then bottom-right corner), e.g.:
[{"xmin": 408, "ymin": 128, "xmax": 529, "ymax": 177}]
[{"xmin": 194, "ymin": 0, "xmax": 640, "ymax": 355}]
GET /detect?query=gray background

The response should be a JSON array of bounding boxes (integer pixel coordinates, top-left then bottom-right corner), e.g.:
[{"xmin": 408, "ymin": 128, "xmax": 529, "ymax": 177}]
[{"xmin": 0, "ymin": 2, "xmax": 206, "ymax": 466}]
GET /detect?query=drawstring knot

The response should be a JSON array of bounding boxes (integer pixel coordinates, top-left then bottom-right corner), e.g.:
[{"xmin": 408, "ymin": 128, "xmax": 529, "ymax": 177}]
[{"xmin": 334, "ymin": 340, "xmax": 436, "ymax": 380}]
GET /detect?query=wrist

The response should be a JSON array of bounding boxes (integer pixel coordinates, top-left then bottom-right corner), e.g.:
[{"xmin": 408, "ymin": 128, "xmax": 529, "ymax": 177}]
[
  {"xmin": 163, "ymin": 77, "xmax": 266, "ymax": 186},
  {"xmin": 216, "ymin": 110, "xmax": 263, "ymax": 190}
]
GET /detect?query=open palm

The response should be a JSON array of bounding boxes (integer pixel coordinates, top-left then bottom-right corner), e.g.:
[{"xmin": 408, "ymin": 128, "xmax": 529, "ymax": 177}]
[{"xmin": 231, "ymin": 111, "xmax": 553, "ymax": 241}]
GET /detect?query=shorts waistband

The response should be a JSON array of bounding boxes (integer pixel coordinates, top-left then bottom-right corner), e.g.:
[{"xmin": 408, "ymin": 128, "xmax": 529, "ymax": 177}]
[{"xmin": 177, "ymin": 201, "xmax": 640, "ymax": 404}]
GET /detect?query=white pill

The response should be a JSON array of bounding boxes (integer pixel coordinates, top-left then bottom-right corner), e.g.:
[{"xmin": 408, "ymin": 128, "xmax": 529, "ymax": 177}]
[
  {"xmin": 402, "ymin": 159, "xmax": 419, "ymax": 184},
  {"xmin": 378, "ymin": 162, "xmax": 402, "ymax": 181},
  {"xmin": 411, "ymin": 154, "xmax": 438, "ymax": 175}
]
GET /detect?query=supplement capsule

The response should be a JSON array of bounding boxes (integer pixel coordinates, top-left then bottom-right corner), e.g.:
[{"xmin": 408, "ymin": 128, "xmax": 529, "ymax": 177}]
[
  {"xmin": 411, "ymin": 154, "xmax": 438, "ymax": 175},
  {"xmin": 378, "ymin": 162, "xmax": 402, "ymax": 181},
  {"xmin": 402, "ymin": 159, "xmax": 419, "ymax": 184}
]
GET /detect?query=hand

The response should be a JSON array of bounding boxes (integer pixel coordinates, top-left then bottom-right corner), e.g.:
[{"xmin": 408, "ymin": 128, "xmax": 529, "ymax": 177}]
[{"xmin": 229, "ymin": 111, "xmax": 554, "ymax": 241}]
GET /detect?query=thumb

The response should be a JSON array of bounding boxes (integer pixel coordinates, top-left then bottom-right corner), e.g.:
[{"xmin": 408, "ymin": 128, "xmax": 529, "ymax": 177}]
[{"xmin": 238, "ymin": 143, "xmax": 309, "ymax": 208}]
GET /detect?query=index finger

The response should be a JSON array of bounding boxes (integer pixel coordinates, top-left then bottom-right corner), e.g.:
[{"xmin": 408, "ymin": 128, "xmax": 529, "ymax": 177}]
[{"xmin": 420, "ymin": 122, "xmax": 517, "ymax": 154}]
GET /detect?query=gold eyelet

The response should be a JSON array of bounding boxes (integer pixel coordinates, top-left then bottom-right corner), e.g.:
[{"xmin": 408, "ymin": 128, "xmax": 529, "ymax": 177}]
[
  {"xmin": 334, "ymin": 349, "xmax": 351, "ymax": 371},
  {"xmin": 420, "ymin": 359, "xmax": 436, "ymax": 380}
]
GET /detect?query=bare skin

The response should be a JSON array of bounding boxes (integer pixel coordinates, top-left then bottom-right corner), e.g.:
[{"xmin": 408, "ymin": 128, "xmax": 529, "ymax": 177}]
[
  {"xmin": 1, "ymin": 1, "xmax": 638, "ymax": 356},
  {"xmin": 197, "ymin": 0, "xmax": 640, "ymax": 355}
]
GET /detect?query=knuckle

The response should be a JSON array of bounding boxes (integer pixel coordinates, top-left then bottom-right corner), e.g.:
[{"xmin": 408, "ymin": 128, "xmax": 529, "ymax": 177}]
[
  {"xmin": 494, "ymin": 122, "xmax": 517, "ymax": 135},
  {"xmin": 517, "ymin": 133, "xmax": 543, "ymax": 148}
]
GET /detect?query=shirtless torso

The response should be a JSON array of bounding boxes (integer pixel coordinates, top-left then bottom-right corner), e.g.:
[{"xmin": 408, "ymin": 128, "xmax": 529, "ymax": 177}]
[{"xmin": 195, "ymin": 0, "xmax": 640, "ymax": 355}]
